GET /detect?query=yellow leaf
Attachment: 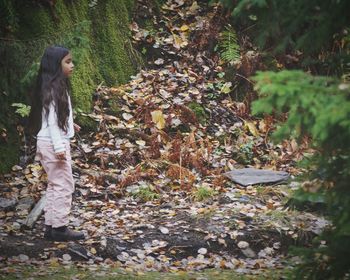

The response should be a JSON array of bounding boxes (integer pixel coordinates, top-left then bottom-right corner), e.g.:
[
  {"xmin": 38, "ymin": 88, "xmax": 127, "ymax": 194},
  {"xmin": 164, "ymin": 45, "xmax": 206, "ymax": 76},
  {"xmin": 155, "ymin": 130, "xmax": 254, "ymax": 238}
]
[
  {"xmin": 49, "ymin": 258, "xmax": 59, "ymax": 267},
  {"xmin": 220, "ymin": 82, "xmax": 232, "ymax": 94},
  {"xmin": 258, "ymin": 119, "xmax": 268, "ymax": 133},
  {"xmin": 151, "ymin": 110, "xmax": 166, "ymax": 130},
  {"xmin": 136, "ymin": 140, "xmax": 146, "ymax": 147},
  {"xmin": 90, "ymin": 247, "xmax": 97, "ymax": 254},
  {"xmin": 57, "ymin": 244, "xmax": 67, "ymax": 249},
  {"xmin": 189, "ymin": 1, "xmax": 199, "ymax": 13},
  {"xmin": 244, "ymin": 121, "xmax": 259, "ymax": 137},
  {"xmin": 172, "ymin": 33, "xmax": 182, "ymax": 49},
  {"xmin": 29, "ymin": 164, "xmax": 42, "ymax": 171},
  {"xmin": 180, "ymin": 25, "xmax": 189, "ymax": 32}
]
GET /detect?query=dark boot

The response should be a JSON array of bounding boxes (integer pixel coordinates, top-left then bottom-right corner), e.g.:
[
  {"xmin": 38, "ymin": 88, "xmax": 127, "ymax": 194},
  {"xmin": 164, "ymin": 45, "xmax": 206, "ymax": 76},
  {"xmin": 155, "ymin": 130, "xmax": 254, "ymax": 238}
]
[
  {"xmin": 44, "ymin": 225, "xmax": 52, "ymax": 240},
  {"xmin": 51, "ymin": 226, "xmax": 85, "ymax": 241}
]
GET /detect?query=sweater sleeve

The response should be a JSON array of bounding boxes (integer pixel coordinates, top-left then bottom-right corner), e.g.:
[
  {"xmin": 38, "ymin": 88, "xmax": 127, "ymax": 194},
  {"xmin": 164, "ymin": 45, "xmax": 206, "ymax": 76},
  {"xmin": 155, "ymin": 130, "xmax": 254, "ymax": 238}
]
[{"xmin": 47, "ymin": 102, "xmax": 66, "ymax": 153}]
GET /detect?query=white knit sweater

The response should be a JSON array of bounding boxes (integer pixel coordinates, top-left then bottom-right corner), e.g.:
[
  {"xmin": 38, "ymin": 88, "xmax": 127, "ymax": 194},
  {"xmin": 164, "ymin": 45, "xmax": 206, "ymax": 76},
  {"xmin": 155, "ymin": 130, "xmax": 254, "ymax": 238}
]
[{"xmin": 37, "ymin": 95, "xmax": 74, "ymax": 153}]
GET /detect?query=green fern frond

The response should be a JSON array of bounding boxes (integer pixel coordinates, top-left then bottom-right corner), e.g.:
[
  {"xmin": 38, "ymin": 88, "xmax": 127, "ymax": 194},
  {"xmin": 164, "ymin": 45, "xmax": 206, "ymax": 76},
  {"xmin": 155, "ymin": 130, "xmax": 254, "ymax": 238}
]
[{"xmin": 218, "ymin": 26, "xmax": 240, "ymax": 64}]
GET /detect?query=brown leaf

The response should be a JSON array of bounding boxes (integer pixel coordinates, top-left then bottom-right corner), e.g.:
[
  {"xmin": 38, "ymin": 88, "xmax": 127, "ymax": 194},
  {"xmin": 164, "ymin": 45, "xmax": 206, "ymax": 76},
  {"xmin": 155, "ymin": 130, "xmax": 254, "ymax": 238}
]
[
  {"xmin": 176, "ymin": 104, "xmax": 198, "ymax": 125},
  {"xmin": 166, "ymin": 164, "xmax": 196, "ymax": 188}
]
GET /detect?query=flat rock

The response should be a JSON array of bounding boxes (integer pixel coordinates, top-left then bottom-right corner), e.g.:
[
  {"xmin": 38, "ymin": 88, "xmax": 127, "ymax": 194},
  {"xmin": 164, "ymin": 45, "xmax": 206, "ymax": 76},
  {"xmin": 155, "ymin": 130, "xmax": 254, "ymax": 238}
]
[{"xmin": 224, "ymin": 168, "xmax": 289, "ymax": 186}]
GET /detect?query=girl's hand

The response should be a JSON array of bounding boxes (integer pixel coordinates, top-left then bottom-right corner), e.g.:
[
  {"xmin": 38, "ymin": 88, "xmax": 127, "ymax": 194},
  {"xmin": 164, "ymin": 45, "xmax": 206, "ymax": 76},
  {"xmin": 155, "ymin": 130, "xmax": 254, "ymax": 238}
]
[
  {"xmin": 55, "ymin": 151, "xmax": 66, "ymax": 160},
  {"xmin": 74, "ymin": 123, "xmax": 81, "ymax": 132}
]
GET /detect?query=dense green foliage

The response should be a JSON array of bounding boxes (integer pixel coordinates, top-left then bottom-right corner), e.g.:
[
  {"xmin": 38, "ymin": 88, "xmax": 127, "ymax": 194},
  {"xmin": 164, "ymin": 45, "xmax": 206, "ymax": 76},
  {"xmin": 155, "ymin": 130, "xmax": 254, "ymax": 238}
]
[
  {"xmin": 215, "ymin": 0, "xmax": 350, "ymax": 278},
  {"xmin": 252, "ymin": 70, "xmax": 350, "ymax": 279},
  {"xmin": 252, "ymin": 71, "xmax": 350, "ymax": 148},
  {"xmin": 219, "ymin": 0, "xmax": 350, "ymax": 55}
]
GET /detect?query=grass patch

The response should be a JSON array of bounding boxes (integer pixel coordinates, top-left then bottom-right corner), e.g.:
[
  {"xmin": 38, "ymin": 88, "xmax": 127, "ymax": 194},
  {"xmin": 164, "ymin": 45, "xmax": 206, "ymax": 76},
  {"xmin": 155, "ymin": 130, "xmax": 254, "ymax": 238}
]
[
  {"xmin": 0, "ymin": 265, "xmax": 291, "ymax": 280},
  {"xmin": 192, "ymin": 185, "xmax": 217, "ymax": 201},
  {"xmin": 132, "ymin": 185, "xmax": 160, "ymax": 202}
]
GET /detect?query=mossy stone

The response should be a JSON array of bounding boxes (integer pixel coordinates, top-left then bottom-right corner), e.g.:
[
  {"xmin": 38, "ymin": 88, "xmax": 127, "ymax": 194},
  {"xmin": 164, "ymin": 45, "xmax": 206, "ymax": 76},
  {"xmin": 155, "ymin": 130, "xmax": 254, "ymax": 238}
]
[
  {"xmin": 0, "ymin": 0, "xmax": 143, "ymax": 173},
  {"xmin": 91, "ymin": 0, "xmax": 136, "ymax": 85}
]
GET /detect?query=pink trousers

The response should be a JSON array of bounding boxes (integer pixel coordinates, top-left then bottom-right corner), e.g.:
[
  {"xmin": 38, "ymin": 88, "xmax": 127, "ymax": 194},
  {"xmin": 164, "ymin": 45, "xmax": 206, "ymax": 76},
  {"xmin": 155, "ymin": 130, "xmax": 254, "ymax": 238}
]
[{"xmin": 36, "ymin": 139, "xmax": 74, "ymax": 228}]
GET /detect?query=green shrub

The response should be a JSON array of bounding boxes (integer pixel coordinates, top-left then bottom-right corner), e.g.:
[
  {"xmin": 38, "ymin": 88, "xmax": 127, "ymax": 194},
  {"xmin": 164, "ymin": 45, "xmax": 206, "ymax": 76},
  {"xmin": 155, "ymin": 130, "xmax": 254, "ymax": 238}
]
[{"xmin": 252, "ymin": 70, "xmax": 350, "ymax": 279}]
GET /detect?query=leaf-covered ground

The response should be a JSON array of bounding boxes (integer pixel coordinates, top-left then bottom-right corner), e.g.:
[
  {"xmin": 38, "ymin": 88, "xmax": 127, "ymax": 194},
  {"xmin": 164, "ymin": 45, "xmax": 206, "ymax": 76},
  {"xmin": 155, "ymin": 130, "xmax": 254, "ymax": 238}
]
[{"xmin": 0, "ymin": 0, "xmax": 328, "ymax": 277}]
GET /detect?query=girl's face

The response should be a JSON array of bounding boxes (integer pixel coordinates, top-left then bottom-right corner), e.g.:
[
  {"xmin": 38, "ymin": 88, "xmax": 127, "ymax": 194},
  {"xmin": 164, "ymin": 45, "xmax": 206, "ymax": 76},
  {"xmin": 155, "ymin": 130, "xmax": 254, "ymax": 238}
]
[{"xmin": 61, "ymin": 52, "xmax": 74, "ymax": 77}]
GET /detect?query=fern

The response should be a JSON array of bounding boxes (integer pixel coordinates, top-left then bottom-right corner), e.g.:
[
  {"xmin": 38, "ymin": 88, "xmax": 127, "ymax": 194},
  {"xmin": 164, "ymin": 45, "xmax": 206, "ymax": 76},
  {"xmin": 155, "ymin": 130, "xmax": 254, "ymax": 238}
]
[
  {"xmin": 218, "ymin": 26, "xmax": 240, "ymax": 64},
  {"xmin": 11, "ymin": 103, "xmax": 31, "ymax": 117}
]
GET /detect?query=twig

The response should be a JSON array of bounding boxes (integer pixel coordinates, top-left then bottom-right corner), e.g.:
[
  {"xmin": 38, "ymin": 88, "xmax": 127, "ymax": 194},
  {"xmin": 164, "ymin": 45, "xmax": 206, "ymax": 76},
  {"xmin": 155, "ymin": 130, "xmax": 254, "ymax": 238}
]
[
  {"xmin": 180, "ymin": 146, "xmax": 183, "ymax": 187},
  {"xmin": 235, "ymin": 73, "xmax": 255, "ymax": 85}
]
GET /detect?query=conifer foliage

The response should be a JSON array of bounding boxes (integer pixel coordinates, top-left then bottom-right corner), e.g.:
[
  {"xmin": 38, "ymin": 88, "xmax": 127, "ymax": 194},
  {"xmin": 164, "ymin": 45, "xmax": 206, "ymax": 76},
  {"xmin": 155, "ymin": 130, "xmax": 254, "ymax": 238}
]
[
  {"xmin": 219, "ymin": 0, "xmax": 350, "ymax": 57},
  {"xmin": 217, "ymin": 0, "xmax": 350, "ymax": 278},
  {"xmin": 252, "ymin": 70, "xmax": 350, "ymax": 279}
]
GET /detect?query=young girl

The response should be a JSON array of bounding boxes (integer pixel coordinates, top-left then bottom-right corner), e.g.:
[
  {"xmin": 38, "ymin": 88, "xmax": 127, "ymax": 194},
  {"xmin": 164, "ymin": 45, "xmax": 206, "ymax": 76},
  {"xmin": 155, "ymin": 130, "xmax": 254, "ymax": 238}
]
[{"xmin": 28, "ymin": 46, "xmax": 85, "ymax": 241}]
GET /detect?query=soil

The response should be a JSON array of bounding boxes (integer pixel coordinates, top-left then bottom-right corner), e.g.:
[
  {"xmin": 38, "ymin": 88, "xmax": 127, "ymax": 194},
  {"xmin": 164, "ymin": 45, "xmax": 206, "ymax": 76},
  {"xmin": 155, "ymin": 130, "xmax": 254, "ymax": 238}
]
[{"xmin": 0, "ymin": 198, "xmax": 312, "ymax": 263}]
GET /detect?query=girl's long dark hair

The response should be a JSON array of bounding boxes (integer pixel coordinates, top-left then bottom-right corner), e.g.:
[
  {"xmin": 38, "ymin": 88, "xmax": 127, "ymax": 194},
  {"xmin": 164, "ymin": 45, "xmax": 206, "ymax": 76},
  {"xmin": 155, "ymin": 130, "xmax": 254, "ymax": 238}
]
[{"xmin": 28, "ymin": 46, "xmax": 71, "ymax": 135}]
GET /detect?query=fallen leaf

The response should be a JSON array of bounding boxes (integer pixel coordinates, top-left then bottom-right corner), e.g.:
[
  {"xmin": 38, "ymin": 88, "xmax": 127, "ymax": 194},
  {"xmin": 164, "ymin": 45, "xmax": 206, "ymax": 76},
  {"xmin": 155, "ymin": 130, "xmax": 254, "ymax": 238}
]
[
  {"xmin": 154, "ymin": 58, "xmax": 164, "ymax": 65},
  {"xmin": 62, "ymin": 254, "xmax": 71, "ymax": 261},
  {"xmin": 218, "ymin": 238, "xmax": 227, "ymax": 247},
  {"xmin": 18, "ymin": 254, "xmax": 29, "ymax": 262},
  {"xmin": 122, "ymin": 113, "xmax": 133, "ymax": 121},
  {"xmin": 220, "ymin": 82, "xmax": 232, "ymax": 94},
  {"xmin": 237, "ymin": 241, "xmax": 249, "ymax": 249},
  {"xmin": 117, "ymin": 252, "xmax": 129, "ymax": 262},
  {"xmin": 12, "ymin": 165, "xmax": 22, "ymax": 171},
  {"xmin": 136, "ymin": 140, "xmax": 146, "ymax": 147},
  {"xmin": 245, "ymin": 121, "xmax": 259, "ymax": 137},
  {"xmin": 188, "ymin": 1, "xmax": 199, "ymax": 13},
  {"xmin": 90, "ymin": 247, "xmax": 97, "ymax": 254},
  {"xmin": 180, "ymin": 25, "xmax": 189, "ymax": 32},
  {"xmin": 159, "ymin": 226, "xmax": 169, "ymax": 234},
  {"xmin": 198, "ymin": 248, "xmax": 207, "ymax": 255},
  {"xmin": 57, "ymin": 244, "xmax": 67, "ymax": 249},
  {"xmin": 151, "ymin": 110, "xmax": 166, "ymax": 129}
]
